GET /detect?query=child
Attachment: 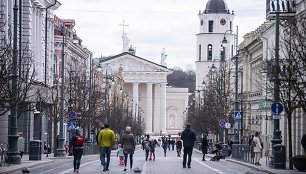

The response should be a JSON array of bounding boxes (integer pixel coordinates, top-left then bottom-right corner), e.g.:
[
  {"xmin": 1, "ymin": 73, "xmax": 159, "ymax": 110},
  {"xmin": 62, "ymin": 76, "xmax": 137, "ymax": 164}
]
[
  {"xmin": 117, "ymin": 144, "xmax": 124, "ymax": 166},
  {"xmin": 149, "ymin": 141, "xmax": 155, "ymax": 161}
]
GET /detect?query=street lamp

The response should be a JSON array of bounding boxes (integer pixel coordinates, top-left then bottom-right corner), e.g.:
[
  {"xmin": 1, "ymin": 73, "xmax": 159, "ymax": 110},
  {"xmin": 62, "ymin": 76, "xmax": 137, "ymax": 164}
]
[
  {"xmin": 222, "ymin": 26, "xmax": 240, "ymax": 144},
  {"xmin": 57, "ymin": 25, "xmax": 67, "ymax": 157}
]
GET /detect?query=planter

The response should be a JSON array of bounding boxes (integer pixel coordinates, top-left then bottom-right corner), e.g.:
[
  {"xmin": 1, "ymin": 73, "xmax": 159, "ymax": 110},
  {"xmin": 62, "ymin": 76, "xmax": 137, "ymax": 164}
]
[{"xmin": 292, "ymin": 155, "xmax": 306, "ymax": 171}]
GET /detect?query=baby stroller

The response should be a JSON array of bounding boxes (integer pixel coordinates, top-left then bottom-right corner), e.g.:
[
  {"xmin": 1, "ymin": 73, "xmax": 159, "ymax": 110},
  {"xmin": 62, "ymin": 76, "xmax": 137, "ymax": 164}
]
[{"xmin": 210, "ymin": 143, "xmax": 222, "ymax": 162}]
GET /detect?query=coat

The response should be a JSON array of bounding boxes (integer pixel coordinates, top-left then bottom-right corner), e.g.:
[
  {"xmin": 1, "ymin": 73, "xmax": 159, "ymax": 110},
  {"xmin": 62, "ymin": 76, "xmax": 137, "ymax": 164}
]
[
  {"xmin": 121, "ymin": 133, "xmax": 136, "ymax": 154},
  {"xmin": 97, "ymin": 128, "xmax": 115, "ymax": 147},
  {"xmin": 201, "ymin": 138, "xmax": 208, "ymax": 154},
  {"xmin": 302, "ymin": 134, "xmax": 306, "ymax": 150},
  {"xmin": 253, "ymin": 136, "xmax": 262, "ymax": 153},
  {"xmin": 181, "ymin": 127, "xmax": 196, "ymax": 148}
]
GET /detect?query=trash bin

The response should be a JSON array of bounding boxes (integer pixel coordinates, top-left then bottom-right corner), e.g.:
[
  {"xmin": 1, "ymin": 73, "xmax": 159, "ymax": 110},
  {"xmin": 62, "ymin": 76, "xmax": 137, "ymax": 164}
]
[
  {"xmin": 221, "ymin": 144, "xmax": 229, "ymax": 158},
  {"xmin": 29, "ymin": 140, "xmax": 42, "ymax": 160},
  {"xmin": 273, "ymin": 144, "xmax": 286, "ymax": 169}
]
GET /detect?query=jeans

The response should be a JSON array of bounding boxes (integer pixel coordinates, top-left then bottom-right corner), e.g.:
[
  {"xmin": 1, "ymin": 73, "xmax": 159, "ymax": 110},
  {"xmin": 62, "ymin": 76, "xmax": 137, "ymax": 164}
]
[
  {"xmin": 100, "ymin": 147, "xmax": 111, "ymax": 169},
  {"xmin": 73, "ymin": 149, "xmax": 83, "ymax": 170},
  {"xmin": 183, "ymin": 147, "xmax": 193, "ymax": 167},
  {"xmin": 124, "ymin": 153, "xmax": 133, "ymax": 169},
  {"xmin": 145, "ymin": 150, "xmax": 149, "ymax": 161}
]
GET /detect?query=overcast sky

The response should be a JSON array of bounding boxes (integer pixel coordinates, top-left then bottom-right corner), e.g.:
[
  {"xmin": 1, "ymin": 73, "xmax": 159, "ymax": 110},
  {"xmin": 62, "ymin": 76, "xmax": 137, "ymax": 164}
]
[{"xmin": 55, "ymin": 0, "xmax": 266, "ymax": 70}]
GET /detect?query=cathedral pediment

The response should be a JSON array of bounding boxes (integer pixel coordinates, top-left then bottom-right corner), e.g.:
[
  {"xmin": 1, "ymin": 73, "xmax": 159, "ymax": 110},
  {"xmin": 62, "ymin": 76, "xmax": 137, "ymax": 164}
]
[{"xmin": 97, "ymin": 52, "xmax": 171, "ymax": 73}]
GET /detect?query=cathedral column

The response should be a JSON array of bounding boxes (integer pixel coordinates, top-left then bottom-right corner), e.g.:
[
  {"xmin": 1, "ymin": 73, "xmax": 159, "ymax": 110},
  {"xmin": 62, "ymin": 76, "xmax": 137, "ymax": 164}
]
[
  {"xmin": 132, "ymin": 83, "xmax": 139, "ymax": 119},
  {"xmin": 160, "ymin": 83, "xmax": 167, "ymax": 134},
  {"xmin": 153, "ymin": 84, "xmax": 161, "ymax": 133},
  {"xmin": 146, "ymin": 83, "xmax": 153, "ymax": 134}
]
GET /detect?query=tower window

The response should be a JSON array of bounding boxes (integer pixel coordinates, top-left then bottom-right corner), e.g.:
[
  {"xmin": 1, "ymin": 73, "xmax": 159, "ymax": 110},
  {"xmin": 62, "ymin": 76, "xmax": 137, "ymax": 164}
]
[
  {"xmin": 199, "ymin": 45, "xmax": 201, "ymax": 61},
  {"xmin": 208, "ymin": 20, "xmax": 213, "ymax": 32},
  {"xmin": 230, "ymin": 21, "xmax": 232, "ymax": 31},
  {"xmin": 207, "ymin": 44, "xmax": 212, "ymax": 61},
  {"xmin": 200, "ymin": 20, "xmax": 204, "ymax": 26}
]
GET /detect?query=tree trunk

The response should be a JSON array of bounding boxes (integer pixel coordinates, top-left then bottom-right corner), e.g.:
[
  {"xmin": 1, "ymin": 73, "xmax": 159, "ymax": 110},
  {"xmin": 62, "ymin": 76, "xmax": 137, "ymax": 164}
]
[
  {"xmin": 53, "ymin": 118, "xmax": 58, "ymax": 157},
  {"xmin": 288, "ymin": 112, "xmax": 293, "ymax": 170}
]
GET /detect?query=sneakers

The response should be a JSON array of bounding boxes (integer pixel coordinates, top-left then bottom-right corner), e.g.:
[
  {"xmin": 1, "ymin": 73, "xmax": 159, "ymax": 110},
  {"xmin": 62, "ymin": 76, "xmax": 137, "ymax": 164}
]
[
  {"xmin": 74, "ymin": 169, "xmax": 79, "ymax": 173},
  {"xmin": 183, "ymin": 166, "xmax": 186, "ymax": 168},
  {"xmin": 188, "ymin": 166, "xmax": 191, "ymax": 168},
  {"xmin": 123, "ymin": 167, "xmax": 127, "ymax": 171}
]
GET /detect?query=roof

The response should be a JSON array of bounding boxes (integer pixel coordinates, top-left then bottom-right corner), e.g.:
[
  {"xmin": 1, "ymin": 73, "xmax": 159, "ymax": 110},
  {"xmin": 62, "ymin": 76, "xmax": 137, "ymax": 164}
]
[{"xmin": 204, "ymin": 0, "xmax": 229, "ymax": 14}]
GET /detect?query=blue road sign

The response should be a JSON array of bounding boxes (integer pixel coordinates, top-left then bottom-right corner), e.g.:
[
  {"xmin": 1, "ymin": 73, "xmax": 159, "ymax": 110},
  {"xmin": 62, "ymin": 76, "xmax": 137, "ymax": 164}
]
[
  {"xmin": 271, "ymin": 102, "xmax": 283, "ymax": 115},
  {"xmin": 67, "ymin": 121, "xmax": 76, "ymax": 131},
  {"xmin": 68, "ymin": 111, "xmax": 76, "ymax": 119},
  {"xmin": 234, "ymin": 111, "xmax": 243, "ymax": 121},
  {"xmin": 219, "ymin": 119, "xmax": 226, "ymax": 127}
]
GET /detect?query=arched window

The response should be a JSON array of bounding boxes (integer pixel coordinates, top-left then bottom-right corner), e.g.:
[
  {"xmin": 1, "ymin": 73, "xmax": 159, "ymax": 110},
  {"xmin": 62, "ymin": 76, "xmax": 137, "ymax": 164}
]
[
  {"xmin": 199, "ymin": 44, "xmax": 201, "ymax": 61},
  {"xmin": 207, "ymin": 44, "xmax": 212, "ymax": 61}
]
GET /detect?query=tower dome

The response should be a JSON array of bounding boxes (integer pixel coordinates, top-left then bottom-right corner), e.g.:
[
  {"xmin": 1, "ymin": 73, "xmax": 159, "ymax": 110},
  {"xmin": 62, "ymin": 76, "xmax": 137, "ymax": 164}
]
[{"xmin": 204, "ymin": 0, "xmax": 229, "ymax": 14}]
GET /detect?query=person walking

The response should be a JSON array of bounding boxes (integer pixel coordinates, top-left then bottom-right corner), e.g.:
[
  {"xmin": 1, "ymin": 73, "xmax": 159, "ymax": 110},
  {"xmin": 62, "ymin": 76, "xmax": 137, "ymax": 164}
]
[
  {"xmin": 181, "ymin": 123, "xmax": 196, "ymax": 168},
  {"xmin": 253, "ymin": 131, "xmax": 262, "ymax": 166},
  {"xmin": 143, "ymin": 135, "xmax": 151, "ymax": 161},
  {"xmin": 121, "ymin": 126, "xmax": 136, "ymax": 171},
  {"xmin": 97, "ymin": 124, "xmax": 116, "ymax": 171},
  {"xmin": 117, "ymin": 144, "xmax": 124, "ymax": 166},
  {"xmin": 162, "ymin": 136, "xmax": 168, "ymax": 157},
  {"xmin": 69, "ymin": 129, "xmax": 84, "ymax": 173},
  {"xmin": 201, "ymin": 136, "xmax": 208, "ymax": 161},
  {"xmin": 149, "ymin": 140, "xmax": 156, "ymax": 161},
  {"xmin": 64, "ymin": 141, "xmax": 69, "ymax": 156},
  {"xmin": 176, "ymin": 137, "xmax": 182, "ymax": 157},
  {"xmin": 96, "ymin": 125, "xmax": 105, "ymax": 145}
]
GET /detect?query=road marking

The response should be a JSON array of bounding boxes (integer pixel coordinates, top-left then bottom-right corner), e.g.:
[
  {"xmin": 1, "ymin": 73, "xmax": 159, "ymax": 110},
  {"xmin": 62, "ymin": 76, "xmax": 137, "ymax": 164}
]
[
  {"xmin": 58, "ymin": 160, "xmax": 100, "ymax": 174},
  {"xmin": 194, "ymin": 158, "xmax": 226, "ymax": 174},
  {"xmin": 142, "ymin": 161, "xmax": 147, "ymax": 174},
  {"xmin": 38, "ymin": 163, "xmax": 71, "ymax": 174}
]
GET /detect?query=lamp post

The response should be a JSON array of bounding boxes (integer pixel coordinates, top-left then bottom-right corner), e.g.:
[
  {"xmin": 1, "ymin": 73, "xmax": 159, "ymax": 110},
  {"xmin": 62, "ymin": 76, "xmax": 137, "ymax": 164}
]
[
  {"xmin": 57, "ymin": 25, "xmax": 66, "ymax": 157},
  {"xmin": 222, "ymin": 26, "xmax": 239, "ymax": 144},
  {"xmin": 7, "ymin": 0, "xmax": 21, "ymax": 164},
  {"xmin": 44, "ymin": 132, "xmax": 49, "ymax": 157}
]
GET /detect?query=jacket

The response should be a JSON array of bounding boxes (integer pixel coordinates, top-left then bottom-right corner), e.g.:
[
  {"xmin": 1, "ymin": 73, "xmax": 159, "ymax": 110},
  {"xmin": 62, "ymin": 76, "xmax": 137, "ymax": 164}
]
[
  {"xmin": 97, "ymin": 128, "xmax": 115, "ymax": 147},
  {"xmin": 121, "ymin": 133, "xmax": 136, "ymax": 154},
  {"xmin": 201, "ymin": 138, "xmax": 208, "ymax": 154},
  {"xmin": 181, "ymin": 127, "xmax": 196, "ymax": 148},
  {"xmin": 253, "ymin": 136, "xmax": 262, "ymax": 153}
]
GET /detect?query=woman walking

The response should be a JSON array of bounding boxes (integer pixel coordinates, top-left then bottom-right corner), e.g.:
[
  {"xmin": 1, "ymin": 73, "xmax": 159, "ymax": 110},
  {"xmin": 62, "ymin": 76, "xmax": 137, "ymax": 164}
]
[
  {"xmin": 121, "ymin": 126, "xmax": 136, "ymax": 171},
  {"xmin": 69, "ymin": 129, "xmax": 84, "ymax": 173},
  {"xmin": 162, "ymin": 136, "xmax": 168, "ymax": 157},
  {"xmin": 253, "ymin": 131, "xmax": 262, "ymax": 166}
]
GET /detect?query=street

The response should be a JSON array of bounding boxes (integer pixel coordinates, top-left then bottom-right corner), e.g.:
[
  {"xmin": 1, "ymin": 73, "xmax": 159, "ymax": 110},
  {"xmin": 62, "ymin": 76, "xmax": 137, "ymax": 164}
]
[{"xmin": 10, "ymin": 147, "xmax": 265, "ymax": 174}]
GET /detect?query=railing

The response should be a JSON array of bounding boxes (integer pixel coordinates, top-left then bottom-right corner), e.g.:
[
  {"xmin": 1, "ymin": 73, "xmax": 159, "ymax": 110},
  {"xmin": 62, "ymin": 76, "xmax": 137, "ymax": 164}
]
[
  {"xmin": 231, "ymin": 144, "xmax": 254, "ymax": 164},
  {"xmin": 83, "ymin": 143, "xmax": 100, "ymax": 155}
]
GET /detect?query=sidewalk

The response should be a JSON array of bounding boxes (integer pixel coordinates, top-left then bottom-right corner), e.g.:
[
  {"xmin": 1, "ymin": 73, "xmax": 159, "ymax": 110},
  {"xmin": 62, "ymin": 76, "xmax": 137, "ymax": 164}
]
[{"xmin": 194, "ymin": 149, "xmax": 302, "ymax": 174}]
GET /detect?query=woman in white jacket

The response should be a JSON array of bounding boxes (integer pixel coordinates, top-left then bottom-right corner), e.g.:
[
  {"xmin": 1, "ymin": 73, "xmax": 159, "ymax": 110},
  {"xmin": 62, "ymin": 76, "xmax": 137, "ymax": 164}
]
[{"xmin": 253, "ymin": 131, "xmax": 262, "ymax": 166}]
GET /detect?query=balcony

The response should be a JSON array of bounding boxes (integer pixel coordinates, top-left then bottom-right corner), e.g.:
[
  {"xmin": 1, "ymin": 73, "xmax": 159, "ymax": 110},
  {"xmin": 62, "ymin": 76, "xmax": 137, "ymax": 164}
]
[{"xmin": 266, "ymin": 0, "xmax": 296, "ymax": 20}]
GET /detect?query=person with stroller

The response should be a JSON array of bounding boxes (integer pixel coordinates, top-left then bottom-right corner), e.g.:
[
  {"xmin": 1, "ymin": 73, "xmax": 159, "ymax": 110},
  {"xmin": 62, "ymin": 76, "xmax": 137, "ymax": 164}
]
[
  {"xmin": 201, "ymin": 136, "xmax": 208, "ymax": 161},
  {"xmin": 176, "ymin": 137, "xmax": 182, "ymax": 157},
  {"xmin": 210, "ymin": 143, "xmax": 222, "ymax": 161}
]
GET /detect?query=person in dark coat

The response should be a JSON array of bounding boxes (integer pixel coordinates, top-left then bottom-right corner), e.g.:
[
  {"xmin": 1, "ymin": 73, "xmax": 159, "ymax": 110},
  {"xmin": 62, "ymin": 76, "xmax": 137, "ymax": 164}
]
[
  {"xmin": 69, "ymin": 129, "xmax": 84, "ymax": 173},
  {"xmin": 121, "ymin": 126, "xmax": 136, "ymax": 171},
  {"xmin": 302, "ymin": 134, "xmax": 306, "ymax": 155},
  {"xmin": 181, "ymin": 123, "xmax": 196, "ymax": 168},
  {"xmin": 201, "ymin": 136, "xmax": 208, "ymax": 161}
]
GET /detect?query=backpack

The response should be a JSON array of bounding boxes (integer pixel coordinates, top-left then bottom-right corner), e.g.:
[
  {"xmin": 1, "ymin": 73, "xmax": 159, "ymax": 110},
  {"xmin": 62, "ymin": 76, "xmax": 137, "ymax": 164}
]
[
  {"xmin": 144, "ymin": 140, "xmax": 150, "ymax": 150},
  {"xmin": 75, "ymin": 135, "xmax": 84, "ymax": 146}
]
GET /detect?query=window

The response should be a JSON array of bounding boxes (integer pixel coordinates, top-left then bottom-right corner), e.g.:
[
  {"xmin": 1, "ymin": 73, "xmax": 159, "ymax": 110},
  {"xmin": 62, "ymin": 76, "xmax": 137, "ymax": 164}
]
[
  {"xmin": 207, "ymin": 44, "xmax": 212, "ymax": 61},
  {"xmin": 208, "ymin": 20, "xmax": 214, "ymax": 32},
  {"xmin": 230, "ymin": 21, "xmax": 232, "ymax": 31},
  {"xmin": 220, "ymin": 46, "xmax": 225, "ymax": 61},
  {"xmin": 200, "ymin": 20, "xmax": 204, "ymax": 26},
  {"xmin": 199, "ymin": 45, "xmax": 201, "ymax": 61}
]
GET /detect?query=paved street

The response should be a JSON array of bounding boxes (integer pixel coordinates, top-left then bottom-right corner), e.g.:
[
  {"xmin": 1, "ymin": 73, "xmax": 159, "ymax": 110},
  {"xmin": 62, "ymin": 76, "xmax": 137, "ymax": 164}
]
[{"xmin": 7, "ymin": 147, "xmax": 266, "ymax": 174}]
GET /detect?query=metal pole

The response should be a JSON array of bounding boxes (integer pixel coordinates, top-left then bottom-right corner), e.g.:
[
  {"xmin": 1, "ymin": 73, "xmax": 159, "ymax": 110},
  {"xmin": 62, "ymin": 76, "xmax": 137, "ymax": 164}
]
[
  {"xmin": 7, "ymin": 0, "xmax": 21, "ymax": 164},
  {"xmin": 272, "ymin": 0, "xmax": 282, "ymax": 164},
  {"xmin": 105, "ymin": 70, "xmax": 108, "ymax": 124},
  {"xmin": 234, "ymin": 26, "xmax": 240, "ymax": 144},
  {"xmin": 240, "ymin": 71, "xmax": 243, "ymax": 143},
  {"xmin": 57, "ymin": 25, "xmax": 66, "ymax": 157}
]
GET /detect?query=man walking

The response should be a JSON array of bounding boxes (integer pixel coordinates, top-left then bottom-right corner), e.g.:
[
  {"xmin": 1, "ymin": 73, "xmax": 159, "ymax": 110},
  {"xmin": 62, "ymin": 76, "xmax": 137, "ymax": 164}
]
[
  {"xmin": 181, "ymin": 123, "xmax": 196, "ymax": 168},
  {"xmin": 97, "ymin": 124, "xmax": 116, "ymax": 171}
]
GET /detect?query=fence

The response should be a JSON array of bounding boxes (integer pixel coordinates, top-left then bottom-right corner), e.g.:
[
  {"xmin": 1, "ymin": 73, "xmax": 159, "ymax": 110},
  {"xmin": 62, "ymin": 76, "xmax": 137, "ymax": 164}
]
[{"xmin": 231, "ymin": 144, "xmax": 254, "ymax": 164}]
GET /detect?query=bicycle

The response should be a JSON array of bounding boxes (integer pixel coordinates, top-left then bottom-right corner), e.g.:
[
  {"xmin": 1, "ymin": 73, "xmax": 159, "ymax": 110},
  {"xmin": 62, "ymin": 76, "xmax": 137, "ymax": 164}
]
[{"xmin": 0, "ymin": 143, "xmax": 11, "ymax": 167}]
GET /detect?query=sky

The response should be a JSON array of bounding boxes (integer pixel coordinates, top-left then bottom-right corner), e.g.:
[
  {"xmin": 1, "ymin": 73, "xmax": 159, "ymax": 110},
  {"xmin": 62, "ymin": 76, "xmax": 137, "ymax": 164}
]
[{"xmin": 55, "ymin": 0, "xmax": 267, "ymax": 70}]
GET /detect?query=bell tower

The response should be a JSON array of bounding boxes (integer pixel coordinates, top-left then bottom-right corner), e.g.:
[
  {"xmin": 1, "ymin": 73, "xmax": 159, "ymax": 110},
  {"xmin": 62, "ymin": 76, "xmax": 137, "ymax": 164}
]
[{"xmin": 195, "ymin": 0, "xmax": 235, "ymax": 90}]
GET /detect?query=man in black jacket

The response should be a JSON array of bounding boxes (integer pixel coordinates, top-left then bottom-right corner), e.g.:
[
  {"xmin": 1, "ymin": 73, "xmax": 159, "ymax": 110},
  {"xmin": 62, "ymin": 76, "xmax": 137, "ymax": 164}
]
[{"xmin": 181, "ymin": 123, "xmax": 196, "ymax": 168}]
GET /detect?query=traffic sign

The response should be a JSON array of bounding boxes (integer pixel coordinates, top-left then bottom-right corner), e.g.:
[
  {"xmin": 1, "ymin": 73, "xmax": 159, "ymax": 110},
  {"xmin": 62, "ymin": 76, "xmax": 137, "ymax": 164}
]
[
  {"xmin": 234, "ymin": 111, "xmax": 243, "ymax": 121},
  {"xmin": 273, "ymin": 114, "xmax": 281, "ymax": 119},
  {"xmin": 219, "ymin": 119, "xmax": 226, "ymax": 127},
  {"xmin": 271, "ymin": 102, "xmax": 283, "ymax": 115},
  {"xmin": 224, "ymin": 122, "xmax": 231, "ymax": 129},
  {"xmin": 67, "ymin": 121, "xmax": 76, "ymax": 131},
  {"xmin": 68, "ymin": 111, "xmax": 76, "ymax": 119}
]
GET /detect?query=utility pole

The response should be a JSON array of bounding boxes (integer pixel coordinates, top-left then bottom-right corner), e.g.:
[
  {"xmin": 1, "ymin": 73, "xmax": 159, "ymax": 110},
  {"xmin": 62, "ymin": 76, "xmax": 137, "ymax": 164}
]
[{"xmin": 8, "ymin": 0, "xmax": 21, "ymax": 164}]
